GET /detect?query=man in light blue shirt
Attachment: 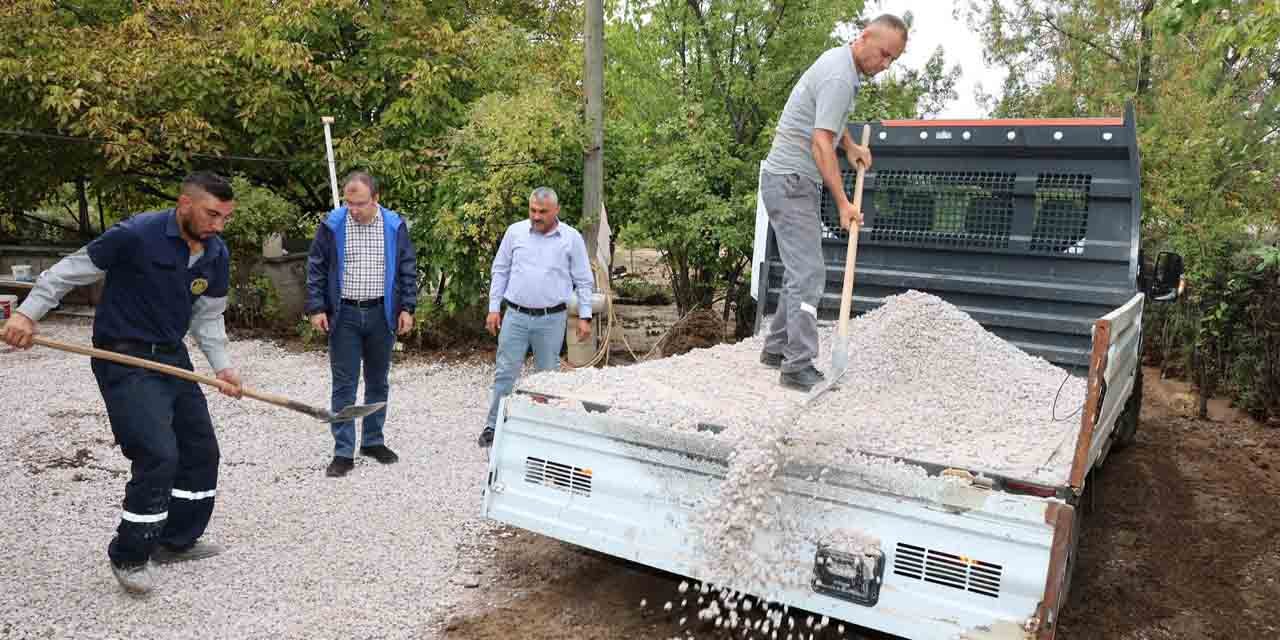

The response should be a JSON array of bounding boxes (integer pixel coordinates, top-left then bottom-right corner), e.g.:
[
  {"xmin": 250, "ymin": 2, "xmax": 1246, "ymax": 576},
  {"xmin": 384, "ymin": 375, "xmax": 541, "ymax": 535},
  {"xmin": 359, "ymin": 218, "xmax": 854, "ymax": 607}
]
[{"xmin": 479, "ymin": 187, "xmax": 594, "ymax": 448}]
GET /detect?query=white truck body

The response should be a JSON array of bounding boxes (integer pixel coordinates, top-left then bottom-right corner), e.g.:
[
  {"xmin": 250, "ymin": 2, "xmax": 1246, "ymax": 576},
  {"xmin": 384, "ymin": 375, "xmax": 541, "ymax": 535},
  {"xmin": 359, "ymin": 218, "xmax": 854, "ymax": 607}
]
[{"xmin": 482, "ymin": 109, "xmax": 1171, "ymax": 639}]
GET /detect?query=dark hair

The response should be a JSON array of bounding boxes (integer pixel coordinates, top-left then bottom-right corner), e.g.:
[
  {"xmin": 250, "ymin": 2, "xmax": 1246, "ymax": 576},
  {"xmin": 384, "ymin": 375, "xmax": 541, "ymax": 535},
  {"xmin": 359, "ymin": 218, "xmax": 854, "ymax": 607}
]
[
  {"xmin": 867, "ymin": 14, "xmax": 909, "ymax": 40},
  {"xmin": 342, "ymin": 171, "xmax": 379, "ymax": 198},
  {"xmin": 181, "ymin": 171, "xmax": 234, "ymax": 201}
]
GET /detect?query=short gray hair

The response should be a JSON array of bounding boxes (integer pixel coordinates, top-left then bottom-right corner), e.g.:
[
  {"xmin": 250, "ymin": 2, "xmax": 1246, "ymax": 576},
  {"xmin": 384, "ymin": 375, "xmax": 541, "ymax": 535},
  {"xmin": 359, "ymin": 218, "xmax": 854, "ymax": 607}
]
[
  {"xmin": 866, "ymin": 14, "xmax": 909, "ymax": 40},
  {"xmin": 343, "ymin": 171, "xmax": 379, "ymax": 197},
  {"xmin": 530, "ymin": 187, "xmax": 559, "ymax": 206}
]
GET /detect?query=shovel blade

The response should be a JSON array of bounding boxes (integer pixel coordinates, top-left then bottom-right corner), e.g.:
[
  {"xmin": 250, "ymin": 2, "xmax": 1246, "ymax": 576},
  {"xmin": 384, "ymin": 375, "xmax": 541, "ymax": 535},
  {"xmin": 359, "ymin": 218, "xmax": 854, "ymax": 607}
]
[
  {"xmin": 831, "ymin": 342, "xmax": 849, "ymax": 378},
  {"xmin": 328, "ymin": 402, "xmax": 387, "ymax": 423}
]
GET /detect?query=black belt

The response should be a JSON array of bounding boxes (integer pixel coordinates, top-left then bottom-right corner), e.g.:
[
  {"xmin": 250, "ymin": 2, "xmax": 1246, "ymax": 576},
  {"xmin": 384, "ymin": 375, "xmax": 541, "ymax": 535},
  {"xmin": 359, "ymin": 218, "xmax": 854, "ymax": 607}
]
[
  {"xmin": 504, "ymin": 301, "xmax": 567, "ymax": 317},
  {"xmin": 341, "ymin": 297, "xmax": 383, "ymax": 308},
  {"xmin": 94, "ymin": 340, "xmax": 181, "ymax": 355}
]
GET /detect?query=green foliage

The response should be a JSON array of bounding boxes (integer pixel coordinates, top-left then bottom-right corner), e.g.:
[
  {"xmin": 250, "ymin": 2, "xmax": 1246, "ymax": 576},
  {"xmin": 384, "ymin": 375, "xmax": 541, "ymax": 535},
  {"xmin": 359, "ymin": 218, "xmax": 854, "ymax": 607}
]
[
  {"xmin": 967, "ymin": 0, "xmax": 1280, "ymax": 422},
  {"xmin": 221, "ymin": 178, "xmax": 307, "ymax": 261},
  {"xmin": 1146, "ymin": 240, "xmax": 1280, "ymax": 422},
  {"xmin": 420, "ymin": 85, "xmax": 586, "ymax": 313},
  {"xmin": 228, "ymin": 273, "xmax": 281, "ymax": 329},
  {"xmin": 606, "ymin": 1, "xmax": 962, "ymax": 315},
  {"xmin": 295, "ymin": 318, "xmax": 326, "ymax": 347},
  {"xmin": 1, "ymin": 0, "xmax": 588, "ymax": 317}
]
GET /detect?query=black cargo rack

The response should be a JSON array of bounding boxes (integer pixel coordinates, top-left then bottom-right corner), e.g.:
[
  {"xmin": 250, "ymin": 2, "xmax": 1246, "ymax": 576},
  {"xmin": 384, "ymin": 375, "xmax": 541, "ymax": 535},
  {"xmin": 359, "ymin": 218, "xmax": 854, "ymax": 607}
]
[{"xmin": 756, "ymin": 104, "xmax": 1143, "ymax": 369}]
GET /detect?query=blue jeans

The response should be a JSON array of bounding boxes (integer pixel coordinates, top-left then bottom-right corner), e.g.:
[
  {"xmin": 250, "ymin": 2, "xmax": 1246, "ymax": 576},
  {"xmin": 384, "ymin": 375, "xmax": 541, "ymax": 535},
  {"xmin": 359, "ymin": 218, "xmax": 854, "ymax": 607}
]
[
  {"xmin": 328, "ymin": 304, "xmax": 395, "ymax": 457},
  {"xmin": 486, "ymin": 309, "xmax": 566, "ymax": 430}
]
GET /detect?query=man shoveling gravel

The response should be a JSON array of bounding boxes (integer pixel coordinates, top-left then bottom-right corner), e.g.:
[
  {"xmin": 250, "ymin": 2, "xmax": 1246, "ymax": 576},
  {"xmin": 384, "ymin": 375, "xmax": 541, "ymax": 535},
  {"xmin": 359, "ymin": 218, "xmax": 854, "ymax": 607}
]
[{"xmin": 2, "ymin": 173, "xmax": 243, "ymax": 595}]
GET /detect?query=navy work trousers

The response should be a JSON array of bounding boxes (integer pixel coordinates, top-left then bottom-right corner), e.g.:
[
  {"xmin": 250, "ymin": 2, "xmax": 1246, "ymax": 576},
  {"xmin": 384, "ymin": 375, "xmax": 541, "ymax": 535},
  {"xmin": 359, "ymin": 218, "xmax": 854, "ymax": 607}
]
[{"xmin": 91, "ymin": 345, "xmax": 220, "ymax": 567}]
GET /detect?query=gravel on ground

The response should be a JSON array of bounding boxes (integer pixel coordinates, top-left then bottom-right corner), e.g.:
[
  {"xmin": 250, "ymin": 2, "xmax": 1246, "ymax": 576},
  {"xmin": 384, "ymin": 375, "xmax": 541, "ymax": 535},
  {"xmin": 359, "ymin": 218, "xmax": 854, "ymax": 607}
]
[{"xmin": 1, "ymin": 318, "xmax": 500, "ymax": 640}]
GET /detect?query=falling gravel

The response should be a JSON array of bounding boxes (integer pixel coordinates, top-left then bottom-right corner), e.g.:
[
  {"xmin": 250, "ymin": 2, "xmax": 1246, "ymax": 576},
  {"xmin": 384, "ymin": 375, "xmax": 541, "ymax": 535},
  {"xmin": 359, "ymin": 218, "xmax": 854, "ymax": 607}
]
[{"xmin": 0, "ymin": 319, "xmax": 499, "ymax": 639}]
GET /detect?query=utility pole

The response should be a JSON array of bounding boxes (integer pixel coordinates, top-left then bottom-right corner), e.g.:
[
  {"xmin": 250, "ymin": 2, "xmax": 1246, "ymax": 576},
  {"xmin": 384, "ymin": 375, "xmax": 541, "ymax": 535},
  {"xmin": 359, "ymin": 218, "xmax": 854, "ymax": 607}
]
[{"xmin": 583, "ymin": 0, "xmax": 605, "ymax": 261}]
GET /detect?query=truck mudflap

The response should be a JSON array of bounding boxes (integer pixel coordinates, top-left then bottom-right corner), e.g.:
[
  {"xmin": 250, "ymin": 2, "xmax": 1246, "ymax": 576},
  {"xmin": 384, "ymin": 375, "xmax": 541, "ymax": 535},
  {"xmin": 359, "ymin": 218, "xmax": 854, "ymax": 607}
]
[{"xmin": 483, "ymin": 398, "xmax": 1075, "ymax": 640}]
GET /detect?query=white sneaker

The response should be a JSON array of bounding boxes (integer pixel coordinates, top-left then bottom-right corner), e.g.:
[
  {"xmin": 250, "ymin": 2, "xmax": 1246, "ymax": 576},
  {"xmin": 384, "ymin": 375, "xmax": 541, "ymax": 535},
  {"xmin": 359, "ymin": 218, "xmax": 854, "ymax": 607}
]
[
  {"xmin": 151, "ymin": 541, "xmax": 225, "ymax": 565},
  {"xmin": 111, "ymin": 561, "xmax": 154, "ymax": 595}
]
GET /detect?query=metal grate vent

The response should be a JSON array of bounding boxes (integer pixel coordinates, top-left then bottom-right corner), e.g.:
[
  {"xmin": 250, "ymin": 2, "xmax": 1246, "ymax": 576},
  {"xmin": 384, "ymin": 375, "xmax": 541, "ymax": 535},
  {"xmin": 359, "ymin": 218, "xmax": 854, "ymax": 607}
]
[
  {"xmin": 822, "ymin": 170, "xmax": 1016, "ymax": 249},
  {"xmin": 524, "ymin": 457, "xmax": 592, "ymax": 497},
  {"xmin": 1031, "ymin": 173, "xmax": 1091, "ymax": 255},
  {"xmin": 893, "ymin": 543, "xmax": 1002, "ymax": 598}
]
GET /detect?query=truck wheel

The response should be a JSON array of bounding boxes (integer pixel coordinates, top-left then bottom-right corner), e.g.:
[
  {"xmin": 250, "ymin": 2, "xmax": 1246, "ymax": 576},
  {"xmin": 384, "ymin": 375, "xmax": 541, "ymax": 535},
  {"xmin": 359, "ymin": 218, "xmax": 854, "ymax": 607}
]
[{"xmin": 1113, "ymin": 366, "xmax": 1143, "ymax": 449}]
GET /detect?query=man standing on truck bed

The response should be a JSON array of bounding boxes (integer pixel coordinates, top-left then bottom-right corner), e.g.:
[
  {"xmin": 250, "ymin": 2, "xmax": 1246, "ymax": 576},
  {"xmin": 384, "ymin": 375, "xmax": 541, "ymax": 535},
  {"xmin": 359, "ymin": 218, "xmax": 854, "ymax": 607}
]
[{"xmin": 759, "ymin": 14, "xmax": 907, "ymax": 391}]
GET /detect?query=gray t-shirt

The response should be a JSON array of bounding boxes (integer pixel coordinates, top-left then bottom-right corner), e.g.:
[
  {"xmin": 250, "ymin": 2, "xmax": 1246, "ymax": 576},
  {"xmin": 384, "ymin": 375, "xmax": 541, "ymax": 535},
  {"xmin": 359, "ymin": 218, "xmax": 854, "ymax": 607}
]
[{"xmin": 762, "ymin": 45, "xmax": 861, "ymax": 185}]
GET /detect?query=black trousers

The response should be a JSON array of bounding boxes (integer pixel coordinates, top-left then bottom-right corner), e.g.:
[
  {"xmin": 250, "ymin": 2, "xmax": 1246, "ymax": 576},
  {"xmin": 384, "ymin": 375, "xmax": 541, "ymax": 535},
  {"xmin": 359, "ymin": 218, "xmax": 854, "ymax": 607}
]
[{"xmin": 91, "ymin": 346, "xmax": 220, "ymax": 566}]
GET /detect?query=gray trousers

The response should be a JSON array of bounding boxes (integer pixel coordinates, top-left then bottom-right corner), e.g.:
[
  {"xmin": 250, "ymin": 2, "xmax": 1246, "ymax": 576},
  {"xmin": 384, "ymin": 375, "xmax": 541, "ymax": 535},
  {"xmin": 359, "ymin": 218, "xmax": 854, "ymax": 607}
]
[{"xmin": 761, "ymin": 171, "xmax": 824, "ymax": 373}]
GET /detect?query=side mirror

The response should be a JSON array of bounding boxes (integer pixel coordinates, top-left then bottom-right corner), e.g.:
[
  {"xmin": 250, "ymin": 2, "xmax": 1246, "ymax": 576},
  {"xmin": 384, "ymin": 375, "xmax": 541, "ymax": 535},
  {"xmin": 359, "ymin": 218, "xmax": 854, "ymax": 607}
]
[{"xmin": 1151, "ymin": 251, "xmax": 1184, "ymax": 302}]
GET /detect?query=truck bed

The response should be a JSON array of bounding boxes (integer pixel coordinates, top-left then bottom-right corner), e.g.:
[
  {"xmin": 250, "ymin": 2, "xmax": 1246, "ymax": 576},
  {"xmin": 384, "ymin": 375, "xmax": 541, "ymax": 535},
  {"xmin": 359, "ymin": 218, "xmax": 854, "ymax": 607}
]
[{"xmin": 518, "ymin": 295, "xmax": 1090, "ymax": 488}]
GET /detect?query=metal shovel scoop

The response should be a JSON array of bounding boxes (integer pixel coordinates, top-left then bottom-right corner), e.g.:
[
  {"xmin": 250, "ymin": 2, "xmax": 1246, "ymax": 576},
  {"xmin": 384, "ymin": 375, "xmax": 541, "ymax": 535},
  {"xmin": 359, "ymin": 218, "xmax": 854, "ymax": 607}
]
[{"xmin": 30, "ymin": 336, "xmax": 384, "ymax": 423}]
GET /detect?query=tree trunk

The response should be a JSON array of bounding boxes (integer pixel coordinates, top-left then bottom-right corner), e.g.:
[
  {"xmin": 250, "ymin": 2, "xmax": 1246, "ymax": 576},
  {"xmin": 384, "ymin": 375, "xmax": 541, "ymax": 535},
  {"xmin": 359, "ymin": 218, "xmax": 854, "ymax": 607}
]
[
  {"xmin": 75, "ymin": 176, "xmax": 92, "ymax": 239},
  {"xmin": 433, "ymin": 272, "xmax": 447, "ymax": 307},
  {"xmin": 96, "ymin": 193, "xmax": 106, "ymax": 234},
  {"xmin": 1136, "ymin": 1, "xmax": 1155, "ymax": 99},
  {"xmin": 1196, "ymin": 342, "xmax": 1210, "ymax": 419}
]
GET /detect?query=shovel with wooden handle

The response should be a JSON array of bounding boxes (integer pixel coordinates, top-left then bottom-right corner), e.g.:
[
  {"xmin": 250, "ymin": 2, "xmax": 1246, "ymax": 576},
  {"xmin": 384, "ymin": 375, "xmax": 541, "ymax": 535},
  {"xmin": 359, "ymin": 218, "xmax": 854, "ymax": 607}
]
[
  {"xmin": 28, "ymin": 335, "xmax": 385, "ymax": 423},
  {"xmin": 807, "ymin": 123, "xmax": 872, "ymax": 403}
]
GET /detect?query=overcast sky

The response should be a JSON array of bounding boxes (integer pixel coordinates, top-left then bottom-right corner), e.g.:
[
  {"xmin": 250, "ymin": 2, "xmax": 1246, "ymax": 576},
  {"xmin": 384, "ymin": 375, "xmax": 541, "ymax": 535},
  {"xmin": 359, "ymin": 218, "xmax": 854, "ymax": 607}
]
[{"xmin": 858, "ymin": 0, "xmax": 1007, "ymax": 118}]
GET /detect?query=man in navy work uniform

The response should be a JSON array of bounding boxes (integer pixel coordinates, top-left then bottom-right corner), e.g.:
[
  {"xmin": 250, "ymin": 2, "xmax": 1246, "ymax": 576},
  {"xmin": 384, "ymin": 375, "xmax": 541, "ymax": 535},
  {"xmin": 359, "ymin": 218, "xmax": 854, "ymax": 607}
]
[
  {"xmin": 306, "ymin": 171, "xmax": 417, "ymax": 478},
  {"xmin": 2, "ymin": 172, "xmax": 243, "ymax": 595},
  {"xmin": 478, "ymin": 187, "xmax": 593, "ymax": 448},
  {"xmin": 759, "ymin": 14, "xmax": 906, "ymax": 391}
]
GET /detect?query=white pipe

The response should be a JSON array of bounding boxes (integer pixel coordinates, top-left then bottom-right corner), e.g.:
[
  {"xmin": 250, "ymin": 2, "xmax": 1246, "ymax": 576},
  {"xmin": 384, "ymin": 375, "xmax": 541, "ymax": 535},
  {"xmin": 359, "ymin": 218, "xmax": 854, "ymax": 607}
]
[{"xmin": 321, "ymin": 116, "xmax": 340, "ymax": 209}]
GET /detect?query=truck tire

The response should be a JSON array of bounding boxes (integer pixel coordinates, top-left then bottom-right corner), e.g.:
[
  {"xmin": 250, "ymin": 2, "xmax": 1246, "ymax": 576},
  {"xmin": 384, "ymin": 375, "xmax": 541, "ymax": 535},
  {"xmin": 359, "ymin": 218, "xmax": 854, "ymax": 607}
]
[{"xmin": 1113, "ymin": 366, "xmax": 1143, "ymax": 449}]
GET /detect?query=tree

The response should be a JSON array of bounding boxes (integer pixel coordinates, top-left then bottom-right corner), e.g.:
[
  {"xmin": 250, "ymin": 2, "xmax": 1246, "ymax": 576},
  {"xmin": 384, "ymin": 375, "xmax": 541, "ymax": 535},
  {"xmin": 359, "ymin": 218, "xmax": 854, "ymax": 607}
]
[
  {"xmin": 1, "ymin": 0, "xmax": 589, "ymax": 311},
  {"xmin": 607, "ymin": 2, "xmax": 961, "ymax": 325},
  {"xmin": 966, "ymin": 0, "xmax": 1280, "ymax": 415}
]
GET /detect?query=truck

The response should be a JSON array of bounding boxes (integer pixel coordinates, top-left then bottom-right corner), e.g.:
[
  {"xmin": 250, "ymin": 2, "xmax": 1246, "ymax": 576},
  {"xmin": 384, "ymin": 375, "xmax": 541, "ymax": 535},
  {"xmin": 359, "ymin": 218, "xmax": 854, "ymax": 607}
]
[{"xmin": 480, "ymin": 104, "xmax": 1184, "ymax": 639}]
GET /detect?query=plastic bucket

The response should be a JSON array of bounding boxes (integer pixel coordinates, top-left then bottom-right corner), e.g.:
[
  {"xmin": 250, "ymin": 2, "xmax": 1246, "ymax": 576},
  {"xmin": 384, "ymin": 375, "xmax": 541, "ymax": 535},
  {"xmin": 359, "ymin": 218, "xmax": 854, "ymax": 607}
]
[{"xmin": 0, "ymin": 294, "xmax": 17, "ymax": 320}]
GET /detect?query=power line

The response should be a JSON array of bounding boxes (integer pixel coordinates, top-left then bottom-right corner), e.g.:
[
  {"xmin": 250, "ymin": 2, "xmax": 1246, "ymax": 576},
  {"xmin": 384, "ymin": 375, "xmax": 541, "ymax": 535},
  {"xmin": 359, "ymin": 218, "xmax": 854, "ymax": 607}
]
[
  {"xmin": 0, "ymin": 128, "xmax": 301, "ymax": 164},
  {"xmin": 0, "ymin": 128, "xmax": 568, "ymax": 172}
]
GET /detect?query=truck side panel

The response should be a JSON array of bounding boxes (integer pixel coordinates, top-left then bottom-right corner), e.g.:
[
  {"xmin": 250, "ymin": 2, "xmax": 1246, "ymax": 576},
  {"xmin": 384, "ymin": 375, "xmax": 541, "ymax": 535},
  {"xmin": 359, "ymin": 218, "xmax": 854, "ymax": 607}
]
[{"xmin": 484, "ymin": 400, "xmax": 1066, "ymax": 640}]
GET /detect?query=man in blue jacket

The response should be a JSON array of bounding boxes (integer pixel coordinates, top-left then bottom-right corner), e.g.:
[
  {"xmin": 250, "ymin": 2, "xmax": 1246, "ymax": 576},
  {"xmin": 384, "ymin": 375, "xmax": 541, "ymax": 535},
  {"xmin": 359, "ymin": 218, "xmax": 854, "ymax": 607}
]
[{"xmin": 306, "ymin": 172, "xmax": 417, "ymax": 477}]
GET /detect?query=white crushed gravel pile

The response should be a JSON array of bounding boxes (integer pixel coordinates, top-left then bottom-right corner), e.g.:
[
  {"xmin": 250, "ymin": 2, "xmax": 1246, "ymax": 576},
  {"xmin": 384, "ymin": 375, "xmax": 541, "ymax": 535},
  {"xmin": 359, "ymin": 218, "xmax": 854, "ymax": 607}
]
[
  {"xmin": 523, "ymin": 290, "xmax": 1088, "ymax": 485},
  {"xmin": 0, "ymin": 319, "xmax": 499, "ymax": 639}
]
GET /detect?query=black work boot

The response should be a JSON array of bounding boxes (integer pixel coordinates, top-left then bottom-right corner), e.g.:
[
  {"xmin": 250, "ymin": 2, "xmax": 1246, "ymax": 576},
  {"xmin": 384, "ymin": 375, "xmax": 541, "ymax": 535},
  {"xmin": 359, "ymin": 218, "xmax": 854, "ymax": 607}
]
[
  {"xmin": 759, "ymin": 350, "xmax": 783, "ymax": 369},
  {"xmin": 477, "ymin": 428, "xmax": 495, "ymax": 448},
  {"xmin": 325, "ymin": 456, "xmax": 354, "ymax": 477},
  {"xmin": 359, "ymin": 444, "xmax": 399, "ymax": 464},
  {"xmin": 779, "ymin": 365, "xmax": 825, "ymax": 392}
]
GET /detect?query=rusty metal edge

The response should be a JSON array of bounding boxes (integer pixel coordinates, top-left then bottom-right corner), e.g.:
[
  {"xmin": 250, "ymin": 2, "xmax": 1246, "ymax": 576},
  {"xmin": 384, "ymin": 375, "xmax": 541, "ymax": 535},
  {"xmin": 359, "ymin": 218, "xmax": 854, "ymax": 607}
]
[
  {"xmin": 1032, "ymin": 503, "xmax": 1077, "ymax": 639},
  {"xmin": 1068, "ymin": 319, "xmax": 1111, "ymax": 490}
]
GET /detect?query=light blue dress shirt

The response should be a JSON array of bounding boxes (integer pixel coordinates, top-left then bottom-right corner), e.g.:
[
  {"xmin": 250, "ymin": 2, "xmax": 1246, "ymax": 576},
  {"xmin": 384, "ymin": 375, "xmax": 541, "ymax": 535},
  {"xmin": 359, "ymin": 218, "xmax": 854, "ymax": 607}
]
[{"xmin": 488, "ymin": 219, "xmax": 594, "ymax": 319}]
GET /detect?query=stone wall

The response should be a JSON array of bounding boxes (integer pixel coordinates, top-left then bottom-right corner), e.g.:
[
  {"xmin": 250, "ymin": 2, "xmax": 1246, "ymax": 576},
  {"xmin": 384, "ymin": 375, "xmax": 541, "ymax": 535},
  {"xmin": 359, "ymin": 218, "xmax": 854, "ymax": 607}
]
[{"xmin": 0, "ymin": 244, "xmax": 309, "ymax": 321}]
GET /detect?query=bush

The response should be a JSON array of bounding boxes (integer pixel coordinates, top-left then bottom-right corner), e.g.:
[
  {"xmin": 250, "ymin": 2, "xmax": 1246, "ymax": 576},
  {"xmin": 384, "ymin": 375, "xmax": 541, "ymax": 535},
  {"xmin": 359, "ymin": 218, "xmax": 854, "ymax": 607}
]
[
  {"xmin": 612, "ymin": 275, "xmax": 673, "ymax": 305},
  {"xmin": 227, "ymin": 272, "xmax": 280, "ymax": 329},
  {"xmin": 1145, "ymin": 242, "xmax": 1280, "ymax": 424}
]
